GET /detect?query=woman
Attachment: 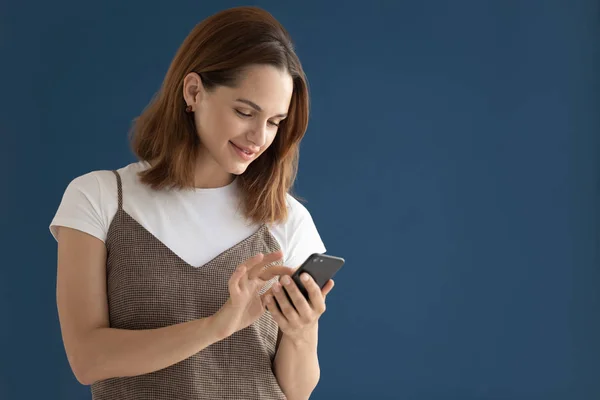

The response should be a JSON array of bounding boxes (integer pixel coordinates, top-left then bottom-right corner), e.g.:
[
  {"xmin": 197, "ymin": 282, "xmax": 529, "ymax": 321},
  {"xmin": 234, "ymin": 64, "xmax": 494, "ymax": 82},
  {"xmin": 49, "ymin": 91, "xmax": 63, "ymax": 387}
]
[{"xmin": 50, "ymin": 6, "xmax": 334, "ymax": 400}]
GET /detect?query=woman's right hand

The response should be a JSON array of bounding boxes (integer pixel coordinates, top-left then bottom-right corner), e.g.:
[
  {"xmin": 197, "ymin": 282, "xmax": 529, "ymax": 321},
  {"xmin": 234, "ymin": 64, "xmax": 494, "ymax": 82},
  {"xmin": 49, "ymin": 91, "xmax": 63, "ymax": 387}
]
[{"xmin": 213, "ymin": 250, "xmax": 292, "ymax": 338}]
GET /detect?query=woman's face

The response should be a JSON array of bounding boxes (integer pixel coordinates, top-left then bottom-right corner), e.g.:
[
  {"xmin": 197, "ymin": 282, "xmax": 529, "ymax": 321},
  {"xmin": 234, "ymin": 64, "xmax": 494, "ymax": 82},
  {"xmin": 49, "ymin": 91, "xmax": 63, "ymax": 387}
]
[{"xmin": 183, "ymin": 64, "xmax": 294, "ymax": 181}]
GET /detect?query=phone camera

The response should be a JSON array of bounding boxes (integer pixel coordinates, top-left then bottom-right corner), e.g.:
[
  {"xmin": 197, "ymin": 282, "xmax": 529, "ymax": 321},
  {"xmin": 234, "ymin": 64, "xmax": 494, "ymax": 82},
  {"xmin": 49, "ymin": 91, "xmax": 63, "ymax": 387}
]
[{"xmin": 313, "ymin": 258, "xmax": 319, "ymax": 262}]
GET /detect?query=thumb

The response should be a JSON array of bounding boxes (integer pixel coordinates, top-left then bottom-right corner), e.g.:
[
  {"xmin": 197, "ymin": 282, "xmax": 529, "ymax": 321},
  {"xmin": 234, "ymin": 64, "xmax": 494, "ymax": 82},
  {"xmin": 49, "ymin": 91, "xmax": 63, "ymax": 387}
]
[{"xmin": 322, "ymin": 279, "xmax": 335, "ymax": 298}]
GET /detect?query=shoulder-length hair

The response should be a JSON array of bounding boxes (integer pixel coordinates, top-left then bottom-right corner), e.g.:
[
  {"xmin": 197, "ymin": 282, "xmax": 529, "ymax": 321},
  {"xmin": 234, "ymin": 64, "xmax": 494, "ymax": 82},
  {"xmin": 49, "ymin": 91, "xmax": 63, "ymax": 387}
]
[{"xmin": 130, "ymin": 6, "xmax": 310, "ymax": 225}]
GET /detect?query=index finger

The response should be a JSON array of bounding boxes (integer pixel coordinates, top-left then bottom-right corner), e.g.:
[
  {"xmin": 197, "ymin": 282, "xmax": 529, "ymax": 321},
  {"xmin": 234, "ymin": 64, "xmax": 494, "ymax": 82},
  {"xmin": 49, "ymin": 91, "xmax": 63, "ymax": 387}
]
[
  {"xmin": 257, "ymin": 265, "xmax": 294, "ymax": 281},
  {"xmin": 247, "ymin": 251, "xmax": 284, "ymax": 279}
]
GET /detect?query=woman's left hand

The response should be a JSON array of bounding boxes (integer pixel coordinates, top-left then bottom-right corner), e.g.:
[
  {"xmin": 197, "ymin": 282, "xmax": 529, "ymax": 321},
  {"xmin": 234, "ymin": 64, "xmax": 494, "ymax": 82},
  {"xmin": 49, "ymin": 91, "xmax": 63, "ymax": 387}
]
[{"xmin": 261, "ymin": 273, "xmax": 335, "ymax": 342}]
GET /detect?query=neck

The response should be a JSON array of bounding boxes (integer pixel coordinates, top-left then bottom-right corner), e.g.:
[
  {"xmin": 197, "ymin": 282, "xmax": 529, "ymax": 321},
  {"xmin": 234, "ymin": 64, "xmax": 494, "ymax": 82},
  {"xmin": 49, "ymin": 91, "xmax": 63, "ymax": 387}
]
[{"xmin": 192, "ymin": 154, "xmax": 236, "ymax": 189}]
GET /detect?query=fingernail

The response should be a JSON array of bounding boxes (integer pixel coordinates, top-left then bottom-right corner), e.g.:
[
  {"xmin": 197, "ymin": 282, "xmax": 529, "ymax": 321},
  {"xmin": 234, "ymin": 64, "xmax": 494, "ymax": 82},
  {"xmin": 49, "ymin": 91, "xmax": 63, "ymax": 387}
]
[
  {"xmin": 273, "ymin": 283, "xmax": 280, "ymax": 293},
  {"xmin": 281, "ymin": 276, "xmax": 291, "ymax": 285},
  {"xmin": 301, "ymin": 273, "xmax": 310, "ymax": 282}
]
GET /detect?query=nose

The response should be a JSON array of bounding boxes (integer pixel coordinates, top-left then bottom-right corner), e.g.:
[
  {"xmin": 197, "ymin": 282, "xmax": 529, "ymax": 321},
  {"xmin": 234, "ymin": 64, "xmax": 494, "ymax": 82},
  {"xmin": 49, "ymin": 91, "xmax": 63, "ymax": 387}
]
[{"xmin": 247, "ymin": 122, "xmax": 269, "ymax": 147}]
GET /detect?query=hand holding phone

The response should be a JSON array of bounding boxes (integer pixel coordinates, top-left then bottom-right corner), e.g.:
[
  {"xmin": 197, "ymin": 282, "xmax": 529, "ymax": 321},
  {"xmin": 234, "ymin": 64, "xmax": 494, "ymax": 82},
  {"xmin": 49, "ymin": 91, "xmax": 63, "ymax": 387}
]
[
  {"xmin": 289, "ymin": 253, "xmax": 345, "ymax": 300},
  {"xmin": 271, "ymin": 253, "xmax": 344, "ymax": 312},
  {"xmin": 264, "ymin": 253, "xmax": 345, "ymax": 340}
]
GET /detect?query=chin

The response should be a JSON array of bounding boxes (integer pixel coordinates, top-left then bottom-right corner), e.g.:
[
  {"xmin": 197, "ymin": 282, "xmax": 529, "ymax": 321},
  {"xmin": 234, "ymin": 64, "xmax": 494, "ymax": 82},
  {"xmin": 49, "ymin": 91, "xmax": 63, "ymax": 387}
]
[
  {"xmin": 227, "ymin": 162, "xmax": 251, "ymax": 176},
  {"xmin": 230, "ymin": 168, "xmax": 247, "ymax": 176},
  {"xmin": 225, "ymin": 154, "xmax": 262, "ymax": 176}
]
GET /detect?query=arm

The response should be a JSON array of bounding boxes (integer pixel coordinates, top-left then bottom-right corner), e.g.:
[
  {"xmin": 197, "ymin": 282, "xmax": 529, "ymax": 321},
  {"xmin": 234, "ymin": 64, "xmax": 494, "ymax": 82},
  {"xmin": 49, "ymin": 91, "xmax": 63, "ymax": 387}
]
[
  {"xmin": 273, "ymin": 325, "xmax": 320, "ymax": 400},
  {"xmin": 56, "ymin": 226, "xmax": 228, "ymax": 385},
  {"xmin": 264, "ymin": 274, "xmax": 335, "ymax": 400}
]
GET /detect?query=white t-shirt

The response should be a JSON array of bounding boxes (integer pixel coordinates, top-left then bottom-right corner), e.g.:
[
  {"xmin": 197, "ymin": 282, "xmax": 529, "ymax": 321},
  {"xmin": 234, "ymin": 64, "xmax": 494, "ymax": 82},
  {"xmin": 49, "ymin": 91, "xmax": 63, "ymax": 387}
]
[{"xmin": 50, "ymin": 161, "xmax": 326, "ymax": 269}]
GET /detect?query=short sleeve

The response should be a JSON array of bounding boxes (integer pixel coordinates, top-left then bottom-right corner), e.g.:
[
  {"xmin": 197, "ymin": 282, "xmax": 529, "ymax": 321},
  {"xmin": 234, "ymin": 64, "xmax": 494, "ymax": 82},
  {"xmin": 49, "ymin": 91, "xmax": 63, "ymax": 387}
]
[
  {"xmin": 284, "ymin": 196, "xmax": 327, "ymax": 269},
  {"xmin": 49, "ymin": 172, "xmax": 111, "ymax": 243}
]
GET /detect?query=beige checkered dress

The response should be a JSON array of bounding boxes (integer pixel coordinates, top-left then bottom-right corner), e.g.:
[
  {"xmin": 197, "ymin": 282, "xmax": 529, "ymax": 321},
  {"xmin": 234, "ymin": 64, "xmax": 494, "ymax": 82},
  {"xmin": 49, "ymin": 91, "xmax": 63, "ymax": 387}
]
[{"xmin": 90, "ymin": 170, "xmax": 287, "ymax": 399}]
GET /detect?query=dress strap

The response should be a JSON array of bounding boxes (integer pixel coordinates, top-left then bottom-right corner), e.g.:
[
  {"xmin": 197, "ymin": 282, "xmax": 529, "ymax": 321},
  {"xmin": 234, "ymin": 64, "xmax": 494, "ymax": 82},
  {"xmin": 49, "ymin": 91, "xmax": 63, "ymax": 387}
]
[{"xmin": 111, "ymin": 170, "xmax": 123, "ymax": 210}]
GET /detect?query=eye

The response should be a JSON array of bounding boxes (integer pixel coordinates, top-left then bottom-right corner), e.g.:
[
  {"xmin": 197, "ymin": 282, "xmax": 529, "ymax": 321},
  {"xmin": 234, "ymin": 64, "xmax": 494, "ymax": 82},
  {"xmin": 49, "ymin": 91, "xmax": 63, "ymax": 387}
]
[
  {"xmin": 235, "ymin": 109, "xmax": 252, "ymax": 118},
  {"xmin": 236, "ymin": 109, "xmax": 281, "ymax": 128}
]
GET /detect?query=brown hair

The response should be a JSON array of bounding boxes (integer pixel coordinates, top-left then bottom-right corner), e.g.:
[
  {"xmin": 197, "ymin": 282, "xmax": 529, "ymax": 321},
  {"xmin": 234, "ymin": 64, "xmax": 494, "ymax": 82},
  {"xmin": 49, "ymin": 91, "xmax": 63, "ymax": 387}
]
[{"xmin": 130, "ymin": 6, "xmax": 309, "ymax": 225}]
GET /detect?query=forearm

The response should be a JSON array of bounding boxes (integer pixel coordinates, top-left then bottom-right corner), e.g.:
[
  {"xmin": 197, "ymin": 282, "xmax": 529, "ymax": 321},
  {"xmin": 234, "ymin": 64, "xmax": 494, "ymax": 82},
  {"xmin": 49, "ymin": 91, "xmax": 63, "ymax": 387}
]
[
  {"xmin": 273, "ymin": 325, "xmax": 320, "ymax": 400},
  {"xmin": 72, "ymin": 316, "xmax": 225, "ymax": 385}
]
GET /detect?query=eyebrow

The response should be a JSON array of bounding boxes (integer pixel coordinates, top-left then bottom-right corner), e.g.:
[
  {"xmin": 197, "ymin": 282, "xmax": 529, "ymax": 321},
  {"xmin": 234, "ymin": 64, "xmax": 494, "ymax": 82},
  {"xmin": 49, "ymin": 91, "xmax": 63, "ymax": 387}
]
[{"xmin": 235, "ymin": 98, "xmax": 288, "ymax": 118}]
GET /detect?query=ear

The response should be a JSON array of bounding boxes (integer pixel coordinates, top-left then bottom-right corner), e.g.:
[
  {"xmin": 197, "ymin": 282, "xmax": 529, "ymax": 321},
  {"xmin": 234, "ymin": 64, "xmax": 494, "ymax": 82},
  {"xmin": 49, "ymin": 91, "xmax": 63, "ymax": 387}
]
[{"xmin": 182, "ymin": 72, "xmax": 205, "ymax": 112}]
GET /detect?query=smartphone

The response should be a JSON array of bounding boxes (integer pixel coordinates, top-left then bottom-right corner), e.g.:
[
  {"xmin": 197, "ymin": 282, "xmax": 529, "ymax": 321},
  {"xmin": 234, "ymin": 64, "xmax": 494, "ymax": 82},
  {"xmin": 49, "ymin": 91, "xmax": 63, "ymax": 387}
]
[
  {"xmin": 291, "ymin": 253, "xmax": 345, "ymax": 299},
  {"xmin": 276, "ymin": 253, "xmax": 345, "ymax": 310}
]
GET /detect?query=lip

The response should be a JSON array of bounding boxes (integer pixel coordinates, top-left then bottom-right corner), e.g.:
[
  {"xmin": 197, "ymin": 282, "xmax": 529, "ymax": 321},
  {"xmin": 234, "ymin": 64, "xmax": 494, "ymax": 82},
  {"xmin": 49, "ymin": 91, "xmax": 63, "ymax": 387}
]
[{"xmin": 230, "ymin": 141, "xmax": 257, "ymax": 161}]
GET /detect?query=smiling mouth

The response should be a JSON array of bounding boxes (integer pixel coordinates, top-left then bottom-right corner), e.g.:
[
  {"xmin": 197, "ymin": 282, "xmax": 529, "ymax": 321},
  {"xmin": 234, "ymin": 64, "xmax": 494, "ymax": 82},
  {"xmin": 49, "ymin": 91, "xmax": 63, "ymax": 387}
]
[{"xmin": 230, "ymin": 141, "xmax": 256, "ymax": 160}]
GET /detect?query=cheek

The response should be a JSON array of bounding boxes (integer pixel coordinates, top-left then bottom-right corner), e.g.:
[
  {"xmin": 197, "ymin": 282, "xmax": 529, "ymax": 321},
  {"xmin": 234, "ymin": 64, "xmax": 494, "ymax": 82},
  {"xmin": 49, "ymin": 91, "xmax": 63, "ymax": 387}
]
[
  {"xmin": 225, "ymin": 117, "xmax": 247, "ymax": 137},
  {"xmin": 193, "ymin": 113, "xmax": 205, "ymax": 135},
  {"xmin": 196, "ymin": 110, "xmax": 238, "ymax": 142},
  {"xmin": 194, "ymin": 110, "xmax": 212, "ymax": 137},
  {"xmin": 216, "ymin": 112, "xmax": 246, "ymax": 140}
]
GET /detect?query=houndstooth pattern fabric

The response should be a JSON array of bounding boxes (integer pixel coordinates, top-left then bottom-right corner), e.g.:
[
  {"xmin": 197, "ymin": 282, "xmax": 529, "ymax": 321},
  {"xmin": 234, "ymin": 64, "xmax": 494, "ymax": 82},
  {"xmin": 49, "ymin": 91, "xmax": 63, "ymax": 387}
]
[{"xmin": 90, "ymin": 170, "xmax": 287, "ymax": 400}]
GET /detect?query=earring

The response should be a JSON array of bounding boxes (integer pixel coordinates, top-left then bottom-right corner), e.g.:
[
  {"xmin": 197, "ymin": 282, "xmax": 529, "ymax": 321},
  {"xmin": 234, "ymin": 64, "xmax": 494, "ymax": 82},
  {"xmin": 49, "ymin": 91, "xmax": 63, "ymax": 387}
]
[{"xmin": 185, "ymin": 105, "xmax": 193, "ymax": 113}]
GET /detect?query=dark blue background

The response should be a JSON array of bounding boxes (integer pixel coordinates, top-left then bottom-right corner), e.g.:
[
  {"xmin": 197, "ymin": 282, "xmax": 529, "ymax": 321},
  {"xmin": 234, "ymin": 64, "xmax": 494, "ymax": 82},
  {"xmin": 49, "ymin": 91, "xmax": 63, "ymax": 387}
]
[{"xmin": 1, "ymin": 1, "xmax": 599, "ymax": 399}]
